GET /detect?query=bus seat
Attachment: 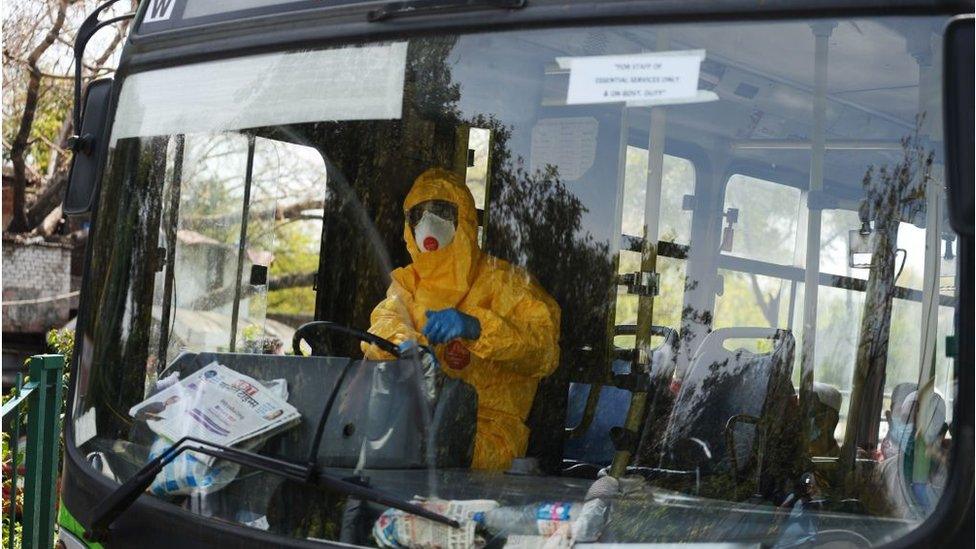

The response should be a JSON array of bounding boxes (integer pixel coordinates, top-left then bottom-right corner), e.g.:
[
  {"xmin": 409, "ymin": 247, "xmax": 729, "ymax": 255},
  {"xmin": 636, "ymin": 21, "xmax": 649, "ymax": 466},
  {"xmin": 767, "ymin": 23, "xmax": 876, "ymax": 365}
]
[
  {"xmin": 562, "ymin": 325, "xmax": 678, "ymax": 467},
  {"xmin": 650, "ymin": 327, "xmax": 797, "ymax": 500}
]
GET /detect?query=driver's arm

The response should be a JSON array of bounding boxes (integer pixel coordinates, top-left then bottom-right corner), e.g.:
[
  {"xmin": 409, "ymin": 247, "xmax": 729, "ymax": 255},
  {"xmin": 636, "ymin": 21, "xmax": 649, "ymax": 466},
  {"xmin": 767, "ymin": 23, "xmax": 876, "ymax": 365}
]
[
  {"xmin": 362, "ymin": 274, "xmax": 424, "ymax": 360},
  {"xmin": 464, "ymin": 270, "xmax": 560, "ymax": 378}
]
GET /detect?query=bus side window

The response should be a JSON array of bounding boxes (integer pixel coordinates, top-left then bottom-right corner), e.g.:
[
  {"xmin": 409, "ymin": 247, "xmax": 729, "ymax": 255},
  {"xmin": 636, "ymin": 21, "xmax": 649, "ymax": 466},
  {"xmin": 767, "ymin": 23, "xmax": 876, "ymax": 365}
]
[
  {"xmin": 721, "ymin": 174, "xmax": 803, "ymax": 265},
  {"xmin": 257, "ymin": 139, "xmax": 327, "ymax": 351},
  {"xmin": 816, "ymin": 209, "xmax": 957, "ymax": 444},
  {"xmin": 713, "ymin": 174, "xmax": 802, "ymax": 354},
  {"xmin": 616, "ymin": 149, "xmax": 695, "ymax": 338}
]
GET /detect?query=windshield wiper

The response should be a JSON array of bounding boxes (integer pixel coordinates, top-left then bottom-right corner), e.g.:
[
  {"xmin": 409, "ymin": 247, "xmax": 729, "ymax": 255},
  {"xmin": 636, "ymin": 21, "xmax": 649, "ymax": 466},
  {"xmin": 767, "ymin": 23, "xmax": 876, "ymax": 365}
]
[
  {"xmin": 367, "ymin": 0, "xmax": 526, "ymax": 22},
  {"xmin": 86, "ymin": 434, "xmax": 460, "ymax": 541}
]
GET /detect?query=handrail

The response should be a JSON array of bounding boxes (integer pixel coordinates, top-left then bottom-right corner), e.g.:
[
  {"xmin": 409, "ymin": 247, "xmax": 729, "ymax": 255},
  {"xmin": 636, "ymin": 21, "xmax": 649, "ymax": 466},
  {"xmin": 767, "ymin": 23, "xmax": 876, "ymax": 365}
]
[
  {"xmin": 1, "ymin": 382, "xmax": 37, "ymax": 419},
  {"xmin": 2, "ymin": 355, "xmax": 65, "ymax": 549},
  {"xmin": 725, "ymin": 413, "xmax": 762, "ymax": 500}
]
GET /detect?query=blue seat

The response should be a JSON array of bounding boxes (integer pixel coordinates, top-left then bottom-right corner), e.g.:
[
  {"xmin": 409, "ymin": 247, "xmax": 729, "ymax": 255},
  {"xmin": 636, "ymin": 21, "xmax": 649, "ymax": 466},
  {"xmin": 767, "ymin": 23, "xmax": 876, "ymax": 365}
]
[{"xmin": 563, "ymin": 326, "xmax": 678, "ymax": 465}]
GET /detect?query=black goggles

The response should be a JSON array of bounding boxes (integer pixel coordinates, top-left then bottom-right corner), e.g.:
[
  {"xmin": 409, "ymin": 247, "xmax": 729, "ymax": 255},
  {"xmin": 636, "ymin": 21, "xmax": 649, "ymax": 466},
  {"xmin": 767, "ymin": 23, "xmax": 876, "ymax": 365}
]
[{"xmin": 406, "ymin": 200, "xmax": 459, "ymax": 229}]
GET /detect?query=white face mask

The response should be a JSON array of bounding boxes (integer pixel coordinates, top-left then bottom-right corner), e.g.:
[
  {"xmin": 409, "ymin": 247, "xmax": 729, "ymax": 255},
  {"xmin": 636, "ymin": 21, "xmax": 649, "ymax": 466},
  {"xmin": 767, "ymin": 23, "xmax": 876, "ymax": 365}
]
[{"xmin": 413, "ymin": 211, "xmax": 456, "ymax": 252}]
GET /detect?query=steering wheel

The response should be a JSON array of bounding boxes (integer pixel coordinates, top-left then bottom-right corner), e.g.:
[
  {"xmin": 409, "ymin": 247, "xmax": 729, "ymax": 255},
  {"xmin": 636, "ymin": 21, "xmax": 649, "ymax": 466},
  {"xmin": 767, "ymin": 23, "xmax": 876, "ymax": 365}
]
[{"xmin": 292, "ymin": 321, "xmax": 401, "ymax": 357}]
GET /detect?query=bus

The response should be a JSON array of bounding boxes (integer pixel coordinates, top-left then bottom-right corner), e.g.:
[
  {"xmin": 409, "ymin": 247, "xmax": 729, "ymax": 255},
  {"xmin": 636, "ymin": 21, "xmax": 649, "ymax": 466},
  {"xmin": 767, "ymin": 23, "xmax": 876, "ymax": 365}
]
[{"xmin": 57, "ymin": 1, "xmax": 972, "ymax": 547}]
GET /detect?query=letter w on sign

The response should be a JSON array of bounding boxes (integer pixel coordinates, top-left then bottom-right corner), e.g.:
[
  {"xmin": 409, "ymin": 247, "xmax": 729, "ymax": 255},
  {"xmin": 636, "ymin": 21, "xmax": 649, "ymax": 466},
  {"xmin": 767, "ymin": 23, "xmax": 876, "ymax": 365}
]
[{"xmin": 145, "ymin": 0, "xmax": 176, "ymax": 22}]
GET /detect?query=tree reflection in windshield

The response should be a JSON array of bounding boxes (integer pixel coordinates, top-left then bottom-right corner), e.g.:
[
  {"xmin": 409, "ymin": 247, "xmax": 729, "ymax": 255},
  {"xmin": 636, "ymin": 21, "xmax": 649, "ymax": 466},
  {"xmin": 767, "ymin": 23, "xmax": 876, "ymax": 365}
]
[{"xmin": 477, "ymin": 117, "xmax": 617, "ymax": 471}]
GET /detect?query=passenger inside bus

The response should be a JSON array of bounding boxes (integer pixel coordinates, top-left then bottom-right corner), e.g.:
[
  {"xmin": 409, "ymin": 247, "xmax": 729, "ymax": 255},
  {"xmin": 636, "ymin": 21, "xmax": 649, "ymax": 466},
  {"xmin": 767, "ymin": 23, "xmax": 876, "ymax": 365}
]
[
  {"xmin": 879, "ymin": 382, "xmax": 919, "ymax": 459},
  {"xmin": 810, "ymin": 382, "xmax": 842, "ymax": 458},
  {"xmin": 362, "ymin": 168, "xmax": 561, "ymax": 470},
  {"xmin": 867, "ymin": 390, "xmax": 948, "ymax": 518}
]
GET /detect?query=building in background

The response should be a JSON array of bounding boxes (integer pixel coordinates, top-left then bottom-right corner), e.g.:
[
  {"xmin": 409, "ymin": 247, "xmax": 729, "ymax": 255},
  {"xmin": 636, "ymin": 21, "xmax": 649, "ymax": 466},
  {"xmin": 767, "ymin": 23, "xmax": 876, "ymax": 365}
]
[{"xmin": 2, "ymin": 233, "xmax": 78, "ymax": 385}]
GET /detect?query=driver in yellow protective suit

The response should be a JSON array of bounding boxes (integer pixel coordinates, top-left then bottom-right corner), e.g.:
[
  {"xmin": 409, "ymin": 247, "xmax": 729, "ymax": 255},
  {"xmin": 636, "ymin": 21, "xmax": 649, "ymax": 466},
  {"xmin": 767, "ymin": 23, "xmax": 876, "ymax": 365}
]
[{"xmin": 362, "ymin": 168, "xmax": 561, "ymax": 470}]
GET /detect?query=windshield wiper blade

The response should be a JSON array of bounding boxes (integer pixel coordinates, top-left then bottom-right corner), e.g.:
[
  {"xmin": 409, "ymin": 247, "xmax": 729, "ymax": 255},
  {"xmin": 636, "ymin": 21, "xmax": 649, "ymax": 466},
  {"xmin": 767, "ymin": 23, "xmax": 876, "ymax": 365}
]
[
  {"xmin": 85, "ymin": 435, "xmax": 460, "ymax": 542},
  {"xmin": 367, "ymin": 0, "xmax": 526, "ymax": 22}
]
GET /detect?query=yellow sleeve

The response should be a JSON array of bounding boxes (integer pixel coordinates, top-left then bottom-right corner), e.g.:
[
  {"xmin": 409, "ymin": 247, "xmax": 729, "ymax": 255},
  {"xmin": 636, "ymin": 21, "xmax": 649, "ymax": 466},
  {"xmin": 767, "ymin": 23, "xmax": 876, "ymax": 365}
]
[
  {"xmin": 465, "ymin": 271, "xmax": 561, "ymax": 378},
  {"xmin": 362, "ymin": 271, "xmax": 424, "ymax": 360}
]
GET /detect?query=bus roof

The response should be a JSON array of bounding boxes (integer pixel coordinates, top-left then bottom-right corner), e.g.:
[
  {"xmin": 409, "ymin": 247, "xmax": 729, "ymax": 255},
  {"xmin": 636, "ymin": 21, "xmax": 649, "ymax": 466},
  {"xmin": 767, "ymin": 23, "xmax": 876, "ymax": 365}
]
[{"xmin": 134, "ymin": 0, "xmax": 969, "ymax": 38}]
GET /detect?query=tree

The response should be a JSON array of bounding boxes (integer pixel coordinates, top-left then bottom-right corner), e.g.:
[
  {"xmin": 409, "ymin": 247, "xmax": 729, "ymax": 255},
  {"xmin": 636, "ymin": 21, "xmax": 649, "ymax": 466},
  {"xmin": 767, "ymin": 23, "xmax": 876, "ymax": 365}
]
[
  {"xmin": 2, "ymin": 0, "xmax": 134, "ymax": 235},
  {"xmin": 840, "ymin": 123, "xmax": 933, "ymax": 471}
]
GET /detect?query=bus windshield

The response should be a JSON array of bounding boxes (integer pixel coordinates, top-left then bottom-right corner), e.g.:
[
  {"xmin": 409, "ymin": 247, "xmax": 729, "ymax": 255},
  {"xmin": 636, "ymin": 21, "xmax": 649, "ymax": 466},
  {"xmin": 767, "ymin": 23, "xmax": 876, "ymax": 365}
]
[{"xmin": 73, "ymin": 15, "xmax": 958, "ymax": 547}]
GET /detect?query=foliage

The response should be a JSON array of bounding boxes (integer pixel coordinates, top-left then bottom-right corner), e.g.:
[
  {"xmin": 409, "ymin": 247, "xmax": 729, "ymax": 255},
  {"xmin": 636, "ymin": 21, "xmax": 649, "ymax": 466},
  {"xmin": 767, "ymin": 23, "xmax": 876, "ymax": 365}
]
[
  {"xmin": 1, "ymin": 328, "xmax": 75, "ymax": 547},
  {"xmin": 47, "ymin": 328, "xmax": 75, "ymax": 389},
  {"xmin": 3, "ymin": 0, "xmax": 133, "ymax": 234},
  {"xmin": 267, "ymin": 221, "xmax": 321, "ymax": 316},
  {"xmin": 2, "ymin": 430, "xmax": 25, "ymax": 548},
  {"xmin": 484, "ymin": 140, "xmax": 618, "ymax": 380}
]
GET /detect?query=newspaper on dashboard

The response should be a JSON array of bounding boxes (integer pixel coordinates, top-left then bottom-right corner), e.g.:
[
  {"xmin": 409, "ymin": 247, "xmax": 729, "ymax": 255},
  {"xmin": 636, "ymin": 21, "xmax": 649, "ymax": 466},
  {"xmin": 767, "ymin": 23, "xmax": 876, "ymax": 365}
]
[
  {"xmin": 373, "ymin": 498, "xmax": 499, "ymax": 549},
  {"xmin": 128, "ymin": 361, "xmax": 300, "ymax": 464}
]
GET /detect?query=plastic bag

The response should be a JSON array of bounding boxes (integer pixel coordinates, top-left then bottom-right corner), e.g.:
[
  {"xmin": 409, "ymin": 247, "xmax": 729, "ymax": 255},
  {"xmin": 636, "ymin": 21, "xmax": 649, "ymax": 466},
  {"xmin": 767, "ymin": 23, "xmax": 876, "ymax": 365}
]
[{"xmin": 148, "ymin": 437, "xmax": 241, "ymax": 496}]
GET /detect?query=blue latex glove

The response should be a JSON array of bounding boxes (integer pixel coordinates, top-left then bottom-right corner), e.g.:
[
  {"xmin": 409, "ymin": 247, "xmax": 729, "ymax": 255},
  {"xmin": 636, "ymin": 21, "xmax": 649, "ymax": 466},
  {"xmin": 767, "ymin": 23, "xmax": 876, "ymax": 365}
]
[{"xmin": 423, "ymin": 308, "xmax": 481, "ymax": 344}]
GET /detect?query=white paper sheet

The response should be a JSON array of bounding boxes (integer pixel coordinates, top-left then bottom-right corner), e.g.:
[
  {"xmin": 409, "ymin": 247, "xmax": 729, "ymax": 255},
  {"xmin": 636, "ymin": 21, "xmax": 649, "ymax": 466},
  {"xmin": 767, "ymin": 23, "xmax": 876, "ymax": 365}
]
[{"xmin": 563, "ymin": 50, "xmax": 707, "ymax": 107}]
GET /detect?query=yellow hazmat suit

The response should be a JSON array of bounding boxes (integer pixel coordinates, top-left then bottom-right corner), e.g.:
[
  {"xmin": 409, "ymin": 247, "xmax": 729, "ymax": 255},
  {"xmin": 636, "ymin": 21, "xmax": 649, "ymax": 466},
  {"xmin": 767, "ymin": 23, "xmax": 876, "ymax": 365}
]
[{"xmin": 363, "ymin": 168, "xmax": 561, "ymax": 470}]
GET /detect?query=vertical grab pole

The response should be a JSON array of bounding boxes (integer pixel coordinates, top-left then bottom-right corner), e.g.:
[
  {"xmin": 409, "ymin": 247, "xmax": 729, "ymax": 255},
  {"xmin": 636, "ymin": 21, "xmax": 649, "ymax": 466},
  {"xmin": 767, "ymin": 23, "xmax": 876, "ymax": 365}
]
[
  {"xmin": 798, "ymin": 22, "xmax": 835, "ymax": 453},
  {"xmin": 609, "ymin": 30, "xmax": 668, "ymax": 478},
  {"xmin": 229, "ymin": 135, "xmax": 256, "ymax": 352},
  {"xmin": 21, "ymin": 355, "xmax": 65, "ymax": 549},
  {"xmin": 911, "ymin": 39, "xmax": 942, "ymax": 487}
]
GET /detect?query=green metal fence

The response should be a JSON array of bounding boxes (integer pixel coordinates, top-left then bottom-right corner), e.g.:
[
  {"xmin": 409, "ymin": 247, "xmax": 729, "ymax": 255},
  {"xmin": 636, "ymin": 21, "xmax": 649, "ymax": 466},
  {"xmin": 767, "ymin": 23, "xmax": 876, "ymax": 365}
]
[{"xmin": 2, "ymin": 355, "xmax": 65, "ymax": 549}]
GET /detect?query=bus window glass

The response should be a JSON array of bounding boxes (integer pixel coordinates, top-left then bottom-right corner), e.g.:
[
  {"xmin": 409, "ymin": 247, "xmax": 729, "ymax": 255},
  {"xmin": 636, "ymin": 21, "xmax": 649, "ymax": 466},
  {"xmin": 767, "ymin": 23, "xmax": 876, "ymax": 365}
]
[
  {"xmin": 722, "ymin": 174, "xmax": 803, "ymax": 265},
  {"xmin": 153, "ymin": 133, "xmax": 255, "ymax": 359},
  {"xmin": 621, "ymin": 149, "xmax": 695, "ymax": 245},
  {"xmin": 821, "ymin": 200, "xmax": 949, "ymax": 292},
  {"xmin": 256, "ymin": 138, "xmax": 326, "ymax": 346},
  {"xmin": 465, "ymin": 127, "xmax": 492, "ymax": 210},
  {"xmin": 714, "ymin": 270, "xmax": 793, "ymax": 330},
  {"xmin": 145, "ymin": 135, "xmax": 325, "ymax": 366},
  {"xmin": 615, "ymin": 255, "xmax": 687, "ymax": 344},
  {"xmin": 71, "ymin": 16, "xmax": 960, "ymax": 547},
  {"xmin": 617, "ymin": 150, "xmax": 693, "ymax": 342}
]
